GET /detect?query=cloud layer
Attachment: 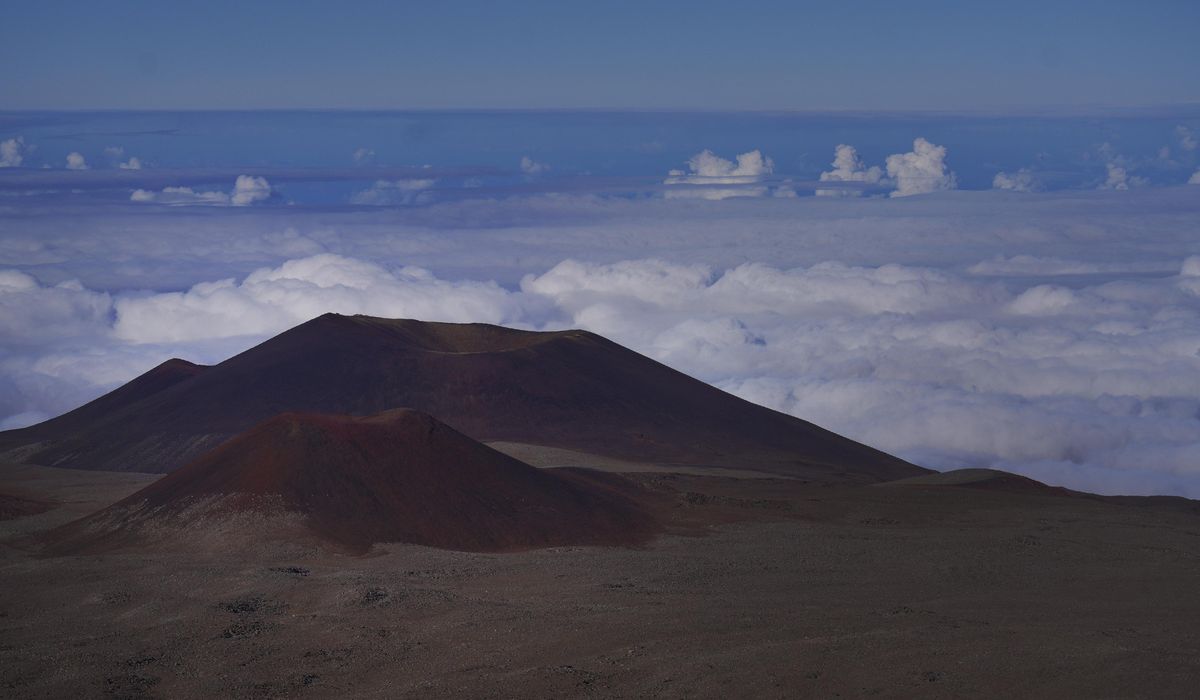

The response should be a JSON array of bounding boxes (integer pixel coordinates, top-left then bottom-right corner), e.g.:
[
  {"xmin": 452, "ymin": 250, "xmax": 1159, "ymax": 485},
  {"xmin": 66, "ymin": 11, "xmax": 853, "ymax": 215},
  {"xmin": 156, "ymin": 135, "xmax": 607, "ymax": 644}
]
[
  {"xmin": 132, "ymin": 175, "xmax": 273, "ymax": 206},
  {"xmin": 5, "ymin": 241, "xmax": 1200, "ymax": 497},
  {"xmin": 349, "ymin": 179, "xmax": 435, "ymax": 206},
  {"xmin": 664, "ymin": 149, "xmax": 786, "ymax": 199}
]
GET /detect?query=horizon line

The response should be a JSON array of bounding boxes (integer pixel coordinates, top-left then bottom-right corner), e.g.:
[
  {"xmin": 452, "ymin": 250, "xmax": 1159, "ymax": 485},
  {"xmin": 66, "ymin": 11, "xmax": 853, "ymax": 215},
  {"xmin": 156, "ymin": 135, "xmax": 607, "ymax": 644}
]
[{"xmin": 3, "ymin": 102, "xmax": 1200, "ymax": 119}]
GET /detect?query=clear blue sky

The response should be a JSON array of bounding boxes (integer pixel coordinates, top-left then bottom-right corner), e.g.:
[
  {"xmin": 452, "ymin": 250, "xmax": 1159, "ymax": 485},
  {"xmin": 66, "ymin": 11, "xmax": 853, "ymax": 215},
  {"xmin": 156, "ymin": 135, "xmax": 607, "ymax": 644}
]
[{"xmin": 2, "ymin": 0, "xmax": 1198, "ymax": 110}]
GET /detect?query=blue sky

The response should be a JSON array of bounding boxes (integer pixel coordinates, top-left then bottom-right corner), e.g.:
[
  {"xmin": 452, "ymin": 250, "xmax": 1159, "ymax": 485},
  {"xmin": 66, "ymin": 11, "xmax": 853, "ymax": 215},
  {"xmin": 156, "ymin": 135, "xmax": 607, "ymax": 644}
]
[{"xmin": 3, "ymin": 0, "xmax": 1198, "ymax": 110}]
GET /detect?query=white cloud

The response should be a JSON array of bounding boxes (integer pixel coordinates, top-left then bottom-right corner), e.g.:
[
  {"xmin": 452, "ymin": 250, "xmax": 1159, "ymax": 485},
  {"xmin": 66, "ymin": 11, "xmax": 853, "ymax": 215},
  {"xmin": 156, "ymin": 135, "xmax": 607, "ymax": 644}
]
[
  {"xmin": 967, "ymin": 255, "xmax": 1167, "ymax": 277},
  {"xmin": 353, "ymin": 147, "xmax": 376, "ymax": 164},
  {"xmin": 7, "ymin": 186, "xmax": 1200, "ymax": 497},
  {"xmin": 0, "ymin": 270, "xmax": 112, "ymax": 344},
  {"xmin": 131, "ymin": 186, "xmax": 231, "ymax": 205},
  {"xmin": 1181, "ymin": 256, "xmax": 1200, "ymax": 278},
  {"xmin": 103, "ymin": 147, "xmax": 143, "ymax": 170},
  {"xmin": 130, "ymin": 176, "xmax": 271, "ymax": 206},
  {"xmin": 885, "ymin": 138, "xmax": 956, "ymax": 197},
  {"xmin": 1099, "ymin": 162, "xmax": 1147, "ymax": 191},
  {"xmin": 1188, "ymin": 170, "xmax": 1200, "ymax": 185},
  {"xmin": 5, "ymin": 246, "xmax": 1200, "ymax": 498},
  {"xmin": 664, "ymin": 149, "xmax": 779, "ymax": 200},
  {"xmin": 349, "ymin": 179, "xmax": 435, "ymax": 206},
  {"xmin": 1177, "ymin": 125, "xmax": 1197, "ymax": 152},
  {"xmin": 520, "ymin": 156, "xmax": 549, "ymax": 175},
  {"xmin": 1, "ymin": 137, "xmax": 29, "ymax": 167},
  {"xmin": 519, "ymin": 256, "xmax": 1200, "ymax": 496},
  {"xmin": 674, "ymin": 149, "xmax": 773, "ymax": 180},
  {"xmin": 992, "ymin": 168, "xmax": 1039, "ymax": 192},
  {"xmin": 230, "ymin": 175, "xmax": 271, "ymax": 206},
  {"xmin": 816, "ymin": 144, "xmax": 883, "ymax": 197},
  {"xmin": 112, "ymin": 253, "xmax": 520, "ymax": 343},
  {"xmin": 65, "ymin": 152, "xmax": 88, "ymax": 170}
]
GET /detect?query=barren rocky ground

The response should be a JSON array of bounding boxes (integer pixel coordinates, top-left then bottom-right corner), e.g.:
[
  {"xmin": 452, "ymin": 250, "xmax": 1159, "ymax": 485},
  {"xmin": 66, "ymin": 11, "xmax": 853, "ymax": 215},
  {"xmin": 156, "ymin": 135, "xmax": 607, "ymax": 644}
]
[{"xmin": 3, "ymin": 462, "xmax": 1200, "ymax": 699}]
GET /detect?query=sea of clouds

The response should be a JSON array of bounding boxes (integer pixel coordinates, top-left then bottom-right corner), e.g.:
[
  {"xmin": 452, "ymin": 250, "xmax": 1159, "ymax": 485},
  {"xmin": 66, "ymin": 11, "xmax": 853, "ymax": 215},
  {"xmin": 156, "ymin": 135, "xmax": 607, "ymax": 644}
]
[{"xmin": 3, "ymin": 174, "xmax": 1200, "ymax": 497}]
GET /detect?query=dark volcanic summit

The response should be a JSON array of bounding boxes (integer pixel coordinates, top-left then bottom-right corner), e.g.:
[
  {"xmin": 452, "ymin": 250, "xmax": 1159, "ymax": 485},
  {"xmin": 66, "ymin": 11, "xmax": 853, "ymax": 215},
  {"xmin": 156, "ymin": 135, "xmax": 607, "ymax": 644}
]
[
  {"xmin": 57, "ymin": 409, "xmax": 657, "ymax": 552},
  {"xmin": 1, "ymin": 314, "xmax": 925, "ymax": 481}
]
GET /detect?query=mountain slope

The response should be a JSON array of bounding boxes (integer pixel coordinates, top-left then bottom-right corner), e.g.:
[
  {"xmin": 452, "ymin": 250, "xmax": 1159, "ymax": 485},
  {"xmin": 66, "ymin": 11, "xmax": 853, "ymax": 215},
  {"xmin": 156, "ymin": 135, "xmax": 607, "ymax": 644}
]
[
  {"xmin": 1, "ymin": 314, "xmax": 926, "ymax": 481},
  {"xmin": 52, "ymin": 409, "xmax": 657, "ymax": 552}
]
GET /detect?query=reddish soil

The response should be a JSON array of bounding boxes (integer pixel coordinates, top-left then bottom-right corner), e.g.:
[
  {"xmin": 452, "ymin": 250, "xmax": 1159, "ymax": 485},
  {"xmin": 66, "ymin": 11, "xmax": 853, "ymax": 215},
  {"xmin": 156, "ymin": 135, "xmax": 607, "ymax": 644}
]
[
  {"xmin": 0, "ymin": 492, "xmax": 53, "ymax": 521},
  {"xmin": 55, "ymin": 409, "xmax": 659, "ymax": 553}
]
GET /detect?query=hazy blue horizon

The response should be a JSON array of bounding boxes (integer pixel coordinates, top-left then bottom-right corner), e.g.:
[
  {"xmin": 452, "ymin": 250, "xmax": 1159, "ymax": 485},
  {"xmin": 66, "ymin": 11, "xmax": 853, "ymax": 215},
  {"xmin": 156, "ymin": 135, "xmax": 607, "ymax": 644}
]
[{"xmin": 4, "ymin": 1, "xmax": 1197, "ymax": 111}]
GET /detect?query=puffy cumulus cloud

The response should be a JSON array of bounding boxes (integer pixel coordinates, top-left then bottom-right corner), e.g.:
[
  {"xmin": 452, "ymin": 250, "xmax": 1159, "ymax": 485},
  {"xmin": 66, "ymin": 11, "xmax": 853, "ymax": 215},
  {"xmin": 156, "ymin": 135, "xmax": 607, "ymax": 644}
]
[
  {"xmin": 674, "ymin": 149, "xmax": 773, "ymax": 180},
  {"xmin": 112, "ymin": 253, "xmax": 520, "ymax": 343},
  {"xmin": 352, "ymin": 147, "xmax": 376, "ymax": 164},
  {"xmin": 885, "ymin": 138, "xmax": 956, "ymax": 197},
  {"xmin": 1, "ymin": 137, "xmax": 29, "ymax": 167},
  {"xmin": 992, "ymin": 168, "xmax": 1039, "ymax": 192},
  {"xmin": 349, "ymin": 179, "xmax": 435, "ymax": 206},
  {"xmin": 230, "ymin": 175, "xmax": 272, "ymax": 206},
  {"xmin": 816, "ymin": 144, "xmax": 883, "ymax": 197},
  {"xmin": 1177, "ymin": 125, "xmax": 1197, "ymax": 152},
  {"xmin": 1099, "ymin": 163, "xmax": 1148, "ymax": 191},
  {"xmin": 664, "ymin": 149, "xmax": 786, "ymax": 200},
  {"xmin": 1189, "ymin": 170, "xmax": 1200, "ymax": 185},
  {"xmin": 131, "ymin": 176, "xmax": 272, "ymax": 206},
  {"xmin": 520, "ymin": 156, "xmax": 549, "ymax": 175},
  {"xmin": 65, "ymin": 152, "xmax": 88, "ymax": 170},
  {"xmin": 104, "ymin": 145, "xmax": 141, "ymax": 168}
]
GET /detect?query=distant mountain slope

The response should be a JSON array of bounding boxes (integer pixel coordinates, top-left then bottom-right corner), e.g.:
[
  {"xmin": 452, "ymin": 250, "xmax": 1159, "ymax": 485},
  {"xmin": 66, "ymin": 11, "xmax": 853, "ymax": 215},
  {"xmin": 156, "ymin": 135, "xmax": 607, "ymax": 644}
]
[
  {"xmin": 883, "ymin": 467, "xmax": 1200, "ymax": 513},
  {"xmin": 0, "ymin": 314, "xmax": 926, "ymax": 482},
  {"xmin": 880, "ymin": 468, "xmax": 1073, "ymax": 495},
  {"xmin": 51, "ymin": 409, "xmax": 657, "ymax": 553}
]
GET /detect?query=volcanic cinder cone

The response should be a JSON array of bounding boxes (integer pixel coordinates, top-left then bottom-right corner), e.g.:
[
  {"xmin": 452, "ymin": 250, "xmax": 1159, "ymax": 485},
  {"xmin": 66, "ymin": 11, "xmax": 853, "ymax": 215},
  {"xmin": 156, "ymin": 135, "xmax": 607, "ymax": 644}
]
[
  {"xmin": 52, "ymin": 409, "xmax": 658, "ymax": 553},
  {"xmin": 1, "ymin": 314, "xmax": 927, "ymax": 482}
]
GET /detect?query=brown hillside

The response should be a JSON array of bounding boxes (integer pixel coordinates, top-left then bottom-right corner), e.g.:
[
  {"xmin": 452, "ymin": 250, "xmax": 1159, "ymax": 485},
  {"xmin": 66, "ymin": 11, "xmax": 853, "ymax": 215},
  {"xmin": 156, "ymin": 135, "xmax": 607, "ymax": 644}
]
[
  {"xmin": 54, "ymin": 409, "xmax": 657, "ymax": 553},
  {"xmin": 1, "ymin": 314, "xmax": 926, "ymax": 482}
]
